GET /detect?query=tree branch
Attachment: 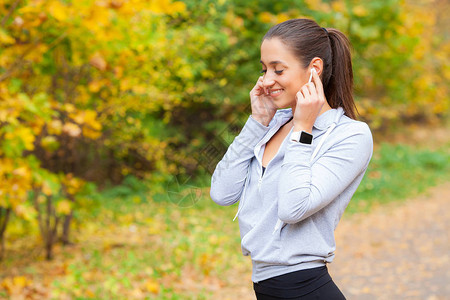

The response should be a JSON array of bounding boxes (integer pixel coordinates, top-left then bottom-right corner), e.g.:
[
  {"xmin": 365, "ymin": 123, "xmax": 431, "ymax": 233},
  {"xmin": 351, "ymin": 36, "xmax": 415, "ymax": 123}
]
[{"xmin": 0, "ymin": 0, "xmax": 21, "ymax": 28}]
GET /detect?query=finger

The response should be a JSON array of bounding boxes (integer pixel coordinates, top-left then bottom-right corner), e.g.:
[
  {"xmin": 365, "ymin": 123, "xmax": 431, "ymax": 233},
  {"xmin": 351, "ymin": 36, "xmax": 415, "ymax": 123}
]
[
  {"xmin": 256, "ymin": 77, "xmax": 269, "ymax": 95},
  {"xmin": 256, "ymin": 75, "xmax": 263, "ymax": 85},
  {"xmin": 301, "ymin": 85, "xmax": 311, "ymax": 100},
  {"xmin": 255, "ymin": 83, "xmax": 265, "ymax": 96},
  {"xmin": 257, "ymin": 76, "xmax": 271, "ymax": 95},
  {"xmin": 260, "ymin": 83, "xmax": 267, "ymax": 96},
  {"xmin": 295, "ymin": 91, "xmax": 304, "ymax": 105},
  {"xmin": 305, "ymin": 82, "xmax": 318, "ymax": 100},
  {"xmin": 312, "ymin": 70, "xmax": 324, "ymax": 99}
]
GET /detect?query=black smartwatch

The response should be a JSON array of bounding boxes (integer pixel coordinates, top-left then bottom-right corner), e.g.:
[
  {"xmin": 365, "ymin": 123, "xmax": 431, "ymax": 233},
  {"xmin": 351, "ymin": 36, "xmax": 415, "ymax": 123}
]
[{"xmin": 290, "ymin": 131, "xmax": 313, "ymax": 144}]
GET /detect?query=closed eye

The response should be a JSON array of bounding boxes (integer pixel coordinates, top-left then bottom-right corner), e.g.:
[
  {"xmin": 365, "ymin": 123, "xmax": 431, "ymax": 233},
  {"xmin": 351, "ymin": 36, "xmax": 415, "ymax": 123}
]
[
  {"xmin": 260, "ymin": 69, "xmax": 267, "ymax": 74},
  {"xmin": 275, "ymin": 70, "xmax": 284, "ymax": 75}
]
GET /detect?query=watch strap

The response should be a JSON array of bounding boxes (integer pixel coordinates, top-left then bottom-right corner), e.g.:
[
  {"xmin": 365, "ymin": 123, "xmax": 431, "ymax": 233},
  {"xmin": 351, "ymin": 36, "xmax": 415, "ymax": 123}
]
[{"xmin": 290, "ymin": 131, "xmax": 313, "ymax": 144}]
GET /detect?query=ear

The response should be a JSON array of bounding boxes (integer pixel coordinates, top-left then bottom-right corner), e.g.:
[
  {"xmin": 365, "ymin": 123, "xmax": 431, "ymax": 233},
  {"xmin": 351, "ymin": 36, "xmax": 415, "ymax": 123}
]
[{"xmin": 308, "ymin": 57, "xmax": 324, "ymax": 77}]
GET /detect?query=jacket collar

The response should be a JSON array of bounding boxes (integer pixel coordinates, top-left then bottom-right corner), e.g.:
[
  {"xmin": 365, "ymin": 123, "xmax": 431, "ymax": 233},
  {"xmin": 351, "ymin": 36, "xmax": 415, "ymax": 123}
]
[
  {"xmin": 313, "ymin": 107, "xmax": 345, "ymax": 130},
  {"xmin": 275, "ymin": 107, "xmax": 345, "ymax": 131}
]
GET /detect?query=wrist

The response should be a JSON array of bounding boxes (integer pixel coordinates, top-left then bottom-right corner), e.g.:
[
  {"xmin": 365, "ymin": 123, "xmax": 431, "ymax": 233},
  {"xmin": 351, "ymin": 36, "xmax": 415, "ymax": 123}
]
[
  {"xmin": 293, "ymin": 124, "xmax": 313, "ymax": 134},
  {"xmin": 251, "ymin": 114, "xmax": 270, "ymax": 126},
  {"xmin": 290, "ymin": 130, "xmax": 313, "ymax": 144}
]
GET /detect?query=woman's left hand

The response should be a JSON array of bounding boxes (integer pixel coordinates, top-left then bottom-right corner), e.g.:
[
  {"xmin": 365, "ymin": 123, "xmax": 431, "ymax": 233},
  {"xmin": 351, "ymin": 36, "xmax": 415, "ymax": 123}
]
[{"xmin": 293, "ymin": 69, "xmax": 326, "ymax": 133}]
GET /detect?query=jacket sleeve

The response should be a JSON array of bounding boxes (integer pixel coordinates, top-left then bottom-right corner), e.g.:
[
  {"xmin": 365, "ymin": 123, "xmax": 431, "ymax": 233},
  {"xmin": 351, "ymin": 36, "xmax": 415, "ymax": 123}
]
[
  {"xmin": 210, "ymin": 115, "xmax": 270, "ymax": 206},
  {"xmin": 277, "ymin": 122, "xmax": 373, "ymax": 223}
]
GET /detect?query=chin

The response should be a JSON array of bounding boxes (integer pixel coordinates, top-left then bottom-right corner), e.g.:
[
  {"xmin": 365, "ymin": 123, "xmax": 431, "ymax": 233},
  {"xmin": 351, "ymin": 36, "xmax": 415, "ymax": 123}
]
[{"xmin": 275, "ymin": 100, "xmax": 294, "ymax": 110}]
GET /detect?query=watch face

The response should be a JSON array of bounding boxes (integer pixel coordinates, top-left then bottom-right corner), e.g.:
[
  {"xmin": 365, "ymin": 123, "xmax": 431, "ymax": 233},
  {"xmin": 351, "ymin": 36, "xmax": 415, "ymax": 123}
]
[{"xmin": 300, "ymin": 131, "xmax": 313, "ymax": 144}]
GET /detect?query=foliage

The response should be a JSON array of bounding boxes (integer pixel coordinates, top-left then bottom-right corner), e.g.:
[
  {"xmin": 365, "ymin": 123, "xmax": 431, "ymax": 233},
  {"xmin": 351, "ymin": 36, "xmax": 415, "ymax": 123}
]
[
  {"xmin": 0, "ymin": 0, "xmax": 188, "ymax": 257},
  {"xmin": 221, "ymin": 0, "xmax": 449, "ymax": 128},
  {"xmin": 0, "ymin": 0, "xmax": 448, "ymax": 261}
]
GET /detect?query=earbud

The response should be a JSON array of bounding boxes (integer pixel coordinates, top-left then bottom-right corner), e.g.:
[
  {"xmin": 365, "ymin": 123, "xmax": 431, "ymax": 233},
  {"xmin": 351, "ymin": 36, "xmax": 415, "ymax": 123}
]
[{"xmin": 308, "ymin": 68, "xmax": 315, "ymax": 83}]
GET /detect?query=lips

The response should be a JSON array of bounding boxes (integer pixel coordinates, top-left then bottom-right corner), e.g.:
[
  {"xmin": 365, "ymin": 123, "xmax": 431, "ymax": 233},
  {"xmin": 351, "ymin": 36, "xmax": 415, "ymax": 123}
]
[{"xmin": 270, "ymin": 89, "xmax": 284, "ymax": 97}]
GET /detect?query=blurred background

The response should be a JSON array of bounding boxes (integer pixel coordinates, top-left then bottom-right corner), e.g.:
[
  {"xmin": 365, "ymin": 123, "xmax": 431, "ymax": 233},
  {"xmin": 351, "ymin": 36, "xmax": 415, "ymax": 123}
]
[{"xmin": 0, "ymin": 0, "xmax": 448, "ymax": 299}]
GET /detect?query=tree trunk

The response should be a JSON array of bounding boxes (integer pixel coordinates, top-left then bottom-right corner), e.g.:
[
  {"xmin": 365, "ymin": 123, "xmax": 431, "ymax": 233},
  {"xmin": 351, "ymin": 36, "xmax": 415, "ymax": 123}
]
[
  {"xmin": 61, "ymin": 212, "xmax": 73, "ymax": 246},
  {"xmin": 0, "ymin": 207, "xmax": 11, "ymax": 261},
  {"xmin": 44, "ymin": 195, "xmax": 60, "ymax": 260}
]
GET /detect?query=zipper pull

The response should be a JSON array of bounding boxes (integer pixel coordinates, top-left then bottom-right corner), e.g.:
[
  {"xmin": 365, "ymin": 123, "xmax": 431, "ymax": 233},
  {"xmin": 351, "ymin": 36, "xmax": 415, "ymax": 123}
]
[{"xmin": 273, "ymin": 219, "xmax": 283, "ymax": 235}]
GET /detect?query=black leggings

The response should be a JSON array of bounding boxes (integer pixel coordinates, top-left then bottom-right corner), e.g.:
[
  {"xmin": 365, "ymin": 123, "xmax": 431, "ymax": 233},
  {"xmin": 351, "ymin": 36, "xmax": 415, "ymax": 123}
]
[{"xmin": 255, "ymin": 279, "xmax": 346, "ymax": 300}]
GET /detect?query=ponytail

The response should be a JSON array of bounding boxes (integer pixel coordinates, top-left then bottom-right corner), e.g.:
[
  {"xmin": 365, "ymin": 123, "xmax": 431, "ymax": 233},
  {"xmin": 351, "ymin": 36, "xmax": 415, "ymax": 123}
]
[
  {"xmin": 263, "ymin": 19, "xmax": 358, "ymax": 120},
  {"xmin": 325, "ymin": 28, "xmax": 357, "ymax": 119}
]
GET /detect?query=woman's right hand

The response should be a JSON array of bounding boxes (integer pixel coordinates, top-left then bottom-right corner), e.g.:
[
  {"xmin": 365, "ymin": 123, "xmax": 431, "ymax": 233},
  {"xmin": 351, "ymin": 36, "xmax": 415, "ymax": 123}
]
[{"xmin": 250, "ymin": 76, "xmax": 278, "ymax": 127}]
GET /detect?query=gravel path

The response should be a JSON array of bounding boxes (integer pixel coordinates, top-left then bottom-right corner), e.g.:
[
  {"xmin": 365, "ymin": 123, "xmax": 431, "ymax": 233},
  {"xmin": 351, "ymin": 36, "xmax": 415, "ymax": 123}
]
[
  {"xmin": 214, "ymin": 182, "xmax": 450, "ymax": 300},
  {"xmin": 330, "ymin": 182, "xmax": 450, "ymax": 300}
]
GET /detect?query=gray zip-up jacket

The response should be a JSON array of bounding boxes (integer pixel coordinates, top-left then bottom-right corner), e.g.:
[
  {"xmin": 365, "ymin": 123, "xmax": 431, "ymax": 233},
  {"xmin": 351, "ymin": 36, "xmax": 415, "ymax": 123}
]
[{"xmin": 210, "ymin": 107, "xmax": 373, "ymax": 283}]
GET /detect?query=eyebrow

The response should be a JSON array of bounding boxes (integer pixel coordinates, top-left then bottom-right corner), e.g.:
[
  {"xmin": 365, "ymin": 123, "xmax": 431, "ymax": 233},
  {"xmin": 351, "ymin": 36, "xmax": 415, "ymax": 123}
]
[{"xmin": 260, "ymin": 60, "xmax": 286, "ymax": 65}]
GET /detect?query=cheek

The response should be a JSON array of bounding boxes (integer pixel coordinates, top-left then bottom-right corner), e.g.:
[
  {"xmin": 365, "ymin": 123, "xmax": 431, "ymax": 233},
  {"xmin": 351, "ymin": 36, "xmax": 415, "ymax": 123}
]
[
  {"xmin": 286, "ymin": 80, "xmax": 302, "ymax": 94},
  {"xmin": 286, "ymin": 74, "xmax": 303, "ymax": 89}
]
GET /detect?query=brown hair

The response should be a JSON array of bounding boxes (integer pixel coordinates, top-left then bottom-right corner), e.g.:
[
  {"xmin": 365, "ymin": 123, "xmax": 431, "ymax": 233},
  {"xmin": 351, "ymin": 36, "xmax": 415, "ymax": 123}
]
[{"xmin": 263, "ymin": 18, "xmax": 357, "ymax": 119}]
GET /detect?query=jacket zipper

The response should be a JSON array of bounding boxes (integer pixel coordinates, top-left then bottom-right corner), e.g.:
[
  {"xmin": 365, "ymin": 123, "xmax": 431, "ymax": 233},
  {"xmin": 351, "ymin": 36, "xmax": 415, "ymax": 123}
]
[
  {"xmin": 257, "ymin": 116, "xmax": 291, "ymax": 194},
  {"xmin": 233, "ymin": 114, "xmax": 291, "ymax": 221},
  {"xmin": 258, "ymin": 172, "xmax": 263, "ymax": 193}
]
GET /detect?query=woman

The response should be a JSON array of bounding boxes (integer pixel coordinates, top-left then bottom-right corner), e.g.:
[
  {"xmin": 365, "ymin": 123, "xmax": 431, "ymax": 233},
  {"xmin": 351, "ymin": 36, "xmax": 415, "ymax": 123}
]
[{"xmin": 210, "ymin": 18, "xmax": 373, "ymax": 299}]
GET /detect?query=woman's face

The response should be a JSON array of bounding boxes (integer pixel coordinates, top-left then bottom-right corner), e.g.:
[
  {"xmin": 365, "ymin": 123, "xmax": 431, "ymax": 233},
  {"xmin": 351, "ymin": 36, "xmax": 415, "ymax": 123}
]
[{"xmin": 260, "ymin": 38, "xmax": 309, "ymax": 109}]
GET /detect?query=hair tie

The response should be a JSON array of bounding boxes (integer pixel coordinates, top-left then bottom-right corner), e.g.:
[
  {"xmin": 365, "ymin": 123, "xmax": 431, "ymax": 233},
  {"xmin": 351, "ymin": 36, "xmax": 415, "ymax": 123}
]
[{"xmin": 322, "ymin": 27, "xmax": 329, "ymax": 35}]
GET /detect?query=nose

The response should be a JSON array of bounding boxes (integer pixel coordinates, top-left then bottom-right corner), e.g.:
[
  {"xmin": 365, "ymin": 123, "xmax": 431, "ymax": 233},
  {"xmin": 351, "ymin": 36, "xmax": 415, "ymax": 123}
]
[{"xmin": 262, "ymin": 73, "xmax": 275, "ymax": 89}]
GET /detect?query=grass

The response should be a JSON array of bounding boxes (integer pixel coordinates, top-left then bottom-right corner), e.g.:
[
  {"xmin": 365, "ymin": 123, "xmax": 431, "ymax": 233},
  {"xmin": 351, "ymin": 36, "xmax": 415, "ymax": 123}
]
[
  {"xmin": 0, "ymin": 142, "xmax": 448, "ymax": 299},
  {"xmin": 349, "ymin": 142, "xmax": 450, "ymax": 213}
]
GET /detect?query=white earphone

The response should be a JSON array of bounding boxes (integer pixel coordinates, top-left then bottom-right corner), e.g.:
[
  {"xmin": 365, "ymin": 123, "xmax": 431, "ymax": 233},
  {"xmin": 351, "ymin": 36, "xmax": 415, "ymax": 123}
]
[{"xmin": 308, "ymin": 68, "xmax": 316, "ymax": 83}]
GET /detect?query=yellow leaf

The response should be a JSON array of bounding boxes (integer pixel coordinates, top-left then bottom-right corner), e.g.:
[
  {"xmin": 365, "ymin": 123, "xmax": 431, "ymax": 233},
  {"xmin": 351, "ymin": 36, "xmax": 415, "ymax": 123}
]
[
  {"xmin": 14, "ymin": 204, "xmax": 36, "ymax": 221},
  {"xmin": 144, "ymin": 279, "xmax": 159, "ymax": 294},
  {"xmin": 38, "ymin": 194, "xmax": 46, "ymax": 204},
  {"xmin": 88, "ymin": 80, "xmax": 102, "ymax": 93},
  {"xmin": 12, "ymin": 167, "xmax": 30, "ymax": 178},
  {"xmin": 64, "ymin": 103, "xmax": 76, "ymax": 113},
  {"xmin": 65, "ymin": 176, "xmax": 84, "ymax": 194},
  {"xmin": 353, "ymin": 5, "xmax": 368, "ymax": 17},
  {"xmin": 331, "ymin": 1, "xmax": 345, "ymax": 12},
  {"xmin": 42, "ymin": 182, "xmax": 53, "ymax": 196},
  {"xmin": 48, "ymin": 0, "xmax": 68, "ymax": 22},
  {"xmin": 259, "ymin": 12, "xmax": 273, "ymax": 24},
  {"xmin": 83, "ymin": 127, "xmax": 102, "ymax": 139},
  {"xmin": 41, "ymin": 135, "xmax": 60, "ymax": 151},
  {"xmin": 0, "ymin": 29, "xmax": 15, "ymax": 45},
  {"xmin": 276, "ymin": 13, "xmax": 290, "ymax": 24},
  {"xmin": 5, "ymin": 127, "xmax": 35, "ymax": 151},
  {"xmin": 12, "ymin": 276, "xmax": 29, "ymax": 288},
  {"xmin": 119, "ymin": 78, "xmax": 132, "ymax": 91},
  {"xmin": 84, "ymin": 110, "xmax": 101, "ymax": 128},
  {"xmin": 0, "ymin": 277, "xmax": 12, "ymax": 292},
  {"xmin": 56, "ymin": 199, "xmax": 72, "ymax": 215},
  {"xmin": 18, "ymin": 5, "xmax": 40, "ymax": 15},
  {"xmin": 170, "ymin": 1, "xmax": 186, "ymax": 13},
  {"xmin": 113, "ymin": 66, "xmax": 123, "ymax": 78},
  {"xmin": 48, "ymin": 119, "xmax": 63, "ymax": 135},
  {"xmin": 89, "ymin": 52, "xmax": 107, "ymax": 71},
  {"xmin": 109, "ymin": 0, "xmax": 124, "ymax": 9},
  {"xmin": 62, "ymin": 122, "xmax": 81, "ymax": 137},
  {"xmin": 71, "ymin": 110, "xmax": 102, "ymax": 139}
]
